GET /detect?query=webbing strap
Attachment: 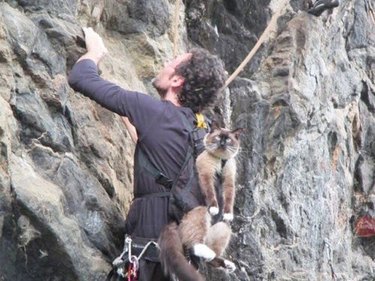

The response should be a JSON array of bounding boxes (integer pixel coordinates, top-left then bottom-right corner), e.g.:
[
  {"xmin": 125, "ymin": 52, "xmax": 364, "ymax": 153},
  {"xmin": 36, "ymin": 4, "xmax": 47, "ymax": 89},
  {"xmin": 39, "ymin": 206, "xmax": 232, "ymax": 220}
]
[
  {"xmin": 137, "ymin": 192, "xmax": 170, "ymax": 199},
  {"xmin": 138, "ymin": 149, "xmax": 173, "ymax": 189},
  {"xmin": 215, "ymin": 160, "xmax": 228, "ymax": 185},
  {"xmin": 172, "ymin": 110, "xmax": 201, "ymax": 185}
]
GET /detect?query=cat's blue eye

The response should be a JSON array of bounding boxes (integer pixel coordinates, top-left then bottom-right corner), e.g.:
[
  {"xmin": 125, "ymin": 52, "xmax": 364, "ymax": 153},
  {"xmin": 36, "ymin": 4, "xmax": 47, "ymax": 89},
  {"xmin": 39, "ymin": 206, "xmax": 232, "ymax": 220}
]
[{"xmin": 226, "ymin": 139, "xmax": 231, "ymax": 143}]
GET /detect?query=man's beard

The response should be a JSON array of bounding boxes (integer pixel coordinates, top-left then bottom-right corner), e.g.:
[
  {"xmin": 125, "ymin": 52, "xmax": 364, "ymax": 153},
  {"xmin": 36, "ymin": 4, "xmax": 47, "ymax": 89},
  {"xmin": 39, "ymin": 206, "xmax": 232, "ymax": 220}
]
[{"xmin": 152, "ymin": 78, "xmax": 167, "ymax": 98}]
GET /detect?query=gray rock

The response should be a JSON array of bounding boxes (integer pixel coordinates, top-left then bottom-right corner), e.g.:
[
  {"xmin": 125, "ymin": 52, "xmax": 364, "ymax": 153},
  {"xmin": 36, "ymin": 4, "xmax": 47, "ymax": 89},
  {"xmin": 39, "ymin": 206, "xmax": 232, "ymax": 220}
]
[
  {"xmin": 102, "ymin": 0, "xmax": 171, "ymax": 36},
  {"xmin": 0, "ymin": 0, "xmax": 374, "ymax": 280},
  {"xmin": 17, "ymin": 0, "xmax": 78, "ymax": 17}
]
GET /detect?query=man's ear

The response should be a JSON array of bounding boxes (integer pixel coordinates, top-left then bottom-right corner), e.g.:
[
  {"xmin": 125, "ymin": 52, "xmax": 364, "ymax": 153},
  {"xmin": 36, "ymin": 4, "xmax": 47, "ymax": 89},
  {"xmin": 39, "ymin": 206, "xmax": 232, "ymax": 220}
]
[{"xmin": 171, "ymin": 74, "xmax": 185, "ymax": 88}]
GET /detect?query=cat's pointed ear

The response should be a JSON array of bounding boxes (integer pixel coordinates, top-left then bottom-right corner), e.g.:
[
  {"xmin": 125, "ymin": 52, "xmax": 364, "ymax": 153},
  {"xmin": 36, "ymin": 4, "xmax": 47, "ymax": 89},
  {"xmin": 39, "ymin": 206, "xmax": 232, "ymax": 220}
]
[
  {"xmin": 210, "ymin": 120, "xmax": 221, "ymax": 132},
  {"xmin": 232, "ymin": 128, "xmax": 245, "ymax": 139}
]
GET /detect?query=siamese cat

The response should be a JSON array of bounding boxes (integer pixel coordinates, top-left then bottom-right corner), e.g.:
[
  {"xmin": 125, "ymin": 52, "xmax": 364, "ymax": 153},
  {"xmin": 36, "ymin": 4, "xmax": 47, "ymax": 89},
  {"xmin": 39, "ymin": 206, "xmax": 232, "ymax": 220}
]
[
  {"xmin": 196, "ymin": 124, "xmax": 243, "ymax": 222},
  {"xmin": 158, "ymin": 124, "xmax": 243, "ymax": 281}
]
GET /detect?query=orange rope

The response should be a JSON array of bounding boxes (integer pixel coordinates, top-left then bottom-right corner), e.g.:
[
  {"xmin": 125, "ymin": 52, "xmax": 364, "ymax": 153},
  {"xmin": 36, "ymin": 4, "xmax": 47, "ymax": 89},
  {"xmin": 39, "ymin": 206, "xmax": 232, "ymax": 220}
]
[{"xmin": 172, "ymin": 0, "xmax": 181, "ymax": 57}]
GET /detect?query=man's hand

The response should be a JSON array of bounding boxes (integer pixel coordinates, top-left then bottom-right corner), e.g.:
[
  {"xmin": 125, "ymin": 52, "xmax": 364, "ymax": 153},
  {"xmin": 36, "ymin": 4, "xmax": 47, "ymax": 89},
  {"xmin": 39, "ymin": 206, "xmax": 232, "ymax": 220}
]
[{"xmin": 77, "ymin": 27, "xmax": 108, "ymax": 65}]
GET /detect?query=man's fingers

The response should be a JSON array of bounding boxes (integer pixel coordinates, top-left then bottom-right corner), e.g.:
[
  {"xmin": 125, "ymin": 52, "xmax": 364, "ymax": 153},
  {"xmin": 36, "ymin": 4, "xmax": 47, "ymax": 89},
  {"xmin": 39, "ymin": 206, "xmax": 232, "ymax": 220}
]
[{"xmin": 79, "ymin": 26, "xmax": 108, "ymax": 62}]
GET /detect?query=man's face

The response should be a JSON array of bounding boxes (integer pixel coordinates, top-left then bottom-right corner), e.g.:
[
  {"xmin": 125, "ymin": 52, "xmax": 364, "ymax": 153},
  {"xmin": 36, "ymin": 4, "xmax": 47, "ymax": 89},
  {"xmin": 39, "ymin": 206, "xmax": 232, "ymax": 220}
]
[{"xmin": 152, "ymin": 53, "xmax": 191, "ymax": 98}]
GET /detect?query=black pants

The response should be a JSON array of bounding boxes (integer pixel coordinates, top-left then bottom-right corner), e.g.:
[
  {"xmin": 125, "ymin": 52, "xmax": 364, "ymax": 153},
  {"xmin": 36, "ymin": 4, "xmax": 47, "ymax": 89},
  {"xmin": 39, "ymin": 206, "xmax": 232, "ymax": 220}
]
[{"xmin": 138, "ymin": 260, "xmax": 172, "ymax": 281}]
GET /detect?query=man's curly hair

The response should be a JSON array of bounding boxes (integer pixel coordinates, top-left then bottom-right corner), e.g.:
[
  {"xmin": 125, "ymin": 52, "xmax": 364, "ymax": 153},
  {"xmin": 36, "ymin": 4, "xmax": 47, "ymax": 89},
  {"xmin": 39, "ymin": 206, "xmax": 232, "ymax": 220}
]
[{"xmin": 175, "ymin": 48, "xmax": 227, "ymax": 113}]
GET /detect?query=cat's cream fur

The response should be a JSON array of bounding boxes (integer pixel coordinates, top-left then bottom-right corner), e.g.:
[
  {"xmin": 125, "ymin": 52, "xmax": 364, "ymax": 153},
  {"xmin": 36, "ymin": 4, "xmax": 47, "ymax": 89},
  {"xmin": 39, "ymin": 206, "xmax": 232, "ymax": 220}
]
[{"xmin": 196, "ymin": 125, "xmax": 242, "ymax": 221}]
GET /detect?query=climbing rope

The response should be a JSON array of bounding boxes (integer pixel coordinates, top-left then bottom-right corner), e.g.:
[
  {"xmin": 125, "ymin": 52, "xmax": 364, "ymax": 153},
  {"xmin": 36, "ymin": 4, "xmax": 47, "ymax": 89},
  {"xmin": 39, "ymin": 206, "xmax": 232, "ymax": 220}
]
[
  {"xmin": 221, "ymin": 1, "xmax": 289, "ymax": 91},
  {"xmin": 172, "ymin": 0, "xmax": 181, "ymax": 57},
  {"xmin": 170, "ymin": 1, "xmax": 289, "ymax": 88}
]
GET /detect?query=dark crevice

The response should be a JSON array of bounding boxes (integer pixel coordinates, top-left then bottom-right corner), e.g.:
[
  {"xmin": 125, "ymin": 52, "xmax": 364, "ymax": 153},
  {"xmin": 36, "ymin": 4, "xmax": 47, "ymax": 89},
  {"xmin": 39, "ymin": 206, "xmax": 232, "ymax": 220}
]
[
  {"xmin": 271, "ymin": 210, "xmax": 288, "ymax": 239},
  {"xmin": 360, "ymin": 81, "xmax": 375, "ymax": 113}
]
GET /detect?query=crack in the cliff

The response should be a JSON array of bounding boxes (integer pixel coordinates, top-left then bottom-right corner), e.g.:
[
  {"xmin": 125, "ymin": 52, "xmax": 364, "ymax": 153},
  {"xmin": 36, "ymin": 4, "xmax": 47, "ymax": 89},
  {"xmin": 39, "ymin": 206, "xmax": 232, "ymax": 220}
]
[
  {"xmin": 365, "ymin": 0, "xmax": 375, "ymax": 25},
  {"xmin": 360, "ymin": 81, "xmax": 375, "ymax": 113}
]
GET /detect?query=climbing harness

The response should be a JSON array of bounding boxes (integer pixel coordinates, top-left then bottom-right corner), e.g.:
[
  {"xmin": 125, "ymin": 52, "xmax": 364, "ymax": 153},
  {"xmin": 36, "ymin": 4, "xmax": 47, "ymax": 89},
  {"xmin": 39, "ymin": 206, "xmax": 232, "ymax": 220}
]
[{"xmin": 107, "ymin": 236, "xmax": 159, "ymax": 281}]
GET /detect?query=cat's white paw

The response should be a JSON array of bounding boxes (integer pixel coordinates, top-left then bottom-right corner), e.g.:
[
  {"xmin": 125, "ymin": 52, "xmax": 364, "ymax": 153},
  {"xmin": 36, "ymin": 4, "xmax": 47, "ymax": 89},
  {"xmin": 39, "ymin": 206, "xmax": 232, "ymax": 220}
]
[
  {"xmin": 223, "ymin": 213, "xmax": 234, "ymax": 222},
  {"xmin": 209, "ymin": 206, "xmax": 219, "ymax": 216},
  {"xmin": 192, "ymin": 244, "xmax": 216, "ymax": 261},
  {"xmin": 223, "ymin": 259, "xmax": 236, "ymax": 272}
]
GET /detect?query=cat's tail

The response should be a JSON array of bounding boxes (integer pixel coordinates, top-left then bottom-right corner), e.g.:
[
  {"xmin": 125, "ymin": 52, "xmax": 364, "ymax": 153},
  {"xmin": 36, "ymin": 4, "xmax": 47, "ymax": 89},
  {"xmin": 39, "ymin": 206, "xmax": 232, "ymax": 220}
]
[{"xmin": 158, "ymin": 222, "xmax": 204, "ymax": 281}]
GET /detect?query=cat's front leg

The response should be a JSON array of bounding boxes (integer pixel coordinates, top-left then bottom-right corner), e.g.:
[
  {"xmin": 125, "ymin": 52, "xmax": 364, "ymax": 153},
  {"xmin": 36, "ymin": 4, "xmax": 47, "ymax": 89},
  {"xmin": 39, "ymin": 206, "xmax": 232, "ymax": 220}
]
[
  {"xmin": 222, "ymin": 160, "xmax": 236, "ymax": 222},
  {"xmin": 201, "ymin": 174, "xmax": 219, "ymax": 214},
  {"xmin": 222, "ymin": 188, "xmax": 235, "ymax": 221},
  {"xmin": 223, "ymin": 212, "xmax": 234, "ymax": 222},
  {"xmin": 197, "ymin": 169, "xmax": 219, "ymax": 214},
  {"xmin": 196, "ymin": 152, "xmax": 219, "ymax": 215}
]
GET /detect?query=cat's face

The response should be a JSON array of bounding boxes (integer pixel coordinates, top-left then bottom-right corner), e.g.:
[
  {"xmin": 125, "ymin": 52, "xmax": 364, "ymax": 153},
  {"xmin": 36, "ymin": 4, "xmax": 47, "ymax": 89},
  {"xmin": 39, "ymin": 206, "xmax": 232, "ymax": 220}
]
[{"xmin": 203, "ymin": 127, "xmax": 243, "ymax": 159}]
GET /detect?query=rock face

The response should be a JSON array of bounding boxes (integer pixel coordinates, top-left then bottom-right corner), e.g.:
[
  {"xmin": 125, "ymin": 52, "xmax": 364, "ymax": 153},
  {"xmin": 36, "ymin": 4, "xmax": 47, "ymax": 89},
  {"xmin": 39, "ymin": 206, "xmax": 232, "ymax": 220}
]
[{"xmin": 0, "ymin": 0, "xmax": 374, "ymax": 280}]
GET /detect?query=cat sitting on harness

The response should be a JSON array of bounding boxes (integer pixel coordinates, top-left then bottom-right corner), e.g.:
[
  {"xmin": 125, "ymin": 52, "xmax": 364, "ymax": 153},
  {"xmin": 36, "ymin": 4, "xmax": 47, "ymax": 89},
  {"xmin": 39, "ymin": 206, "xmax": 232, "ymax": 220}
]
[{"xmin": 158, "ymin": 123, "xmax": 243, "ymax": 281}]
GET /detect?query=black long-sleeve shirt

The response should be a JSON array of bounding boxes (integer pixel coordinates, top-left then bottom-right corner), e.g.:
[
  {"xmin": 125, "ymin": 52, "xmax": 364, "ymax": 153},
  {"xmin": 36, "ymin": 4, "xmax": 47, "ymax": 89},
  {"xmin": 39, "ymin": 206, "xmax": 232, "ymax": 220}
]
[{"xmin": 68, "ymin": 59, "xmax": 197, "ymax": 238}]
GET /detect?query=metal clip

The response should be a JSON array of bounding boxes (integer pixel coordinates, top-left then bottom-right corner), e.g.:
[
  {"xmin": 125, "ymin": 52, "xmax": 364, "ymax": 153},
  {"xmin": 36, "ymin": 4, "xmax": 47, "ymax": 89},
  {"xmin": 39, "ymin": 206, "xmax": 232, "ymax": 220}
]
[
  {"xmin": 130, "ymin": 255, "xmax": 139, "ymax": 272},
  {"xmin": 126, "ymin": 237, "xmax": 133, "ymax": 262}
]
